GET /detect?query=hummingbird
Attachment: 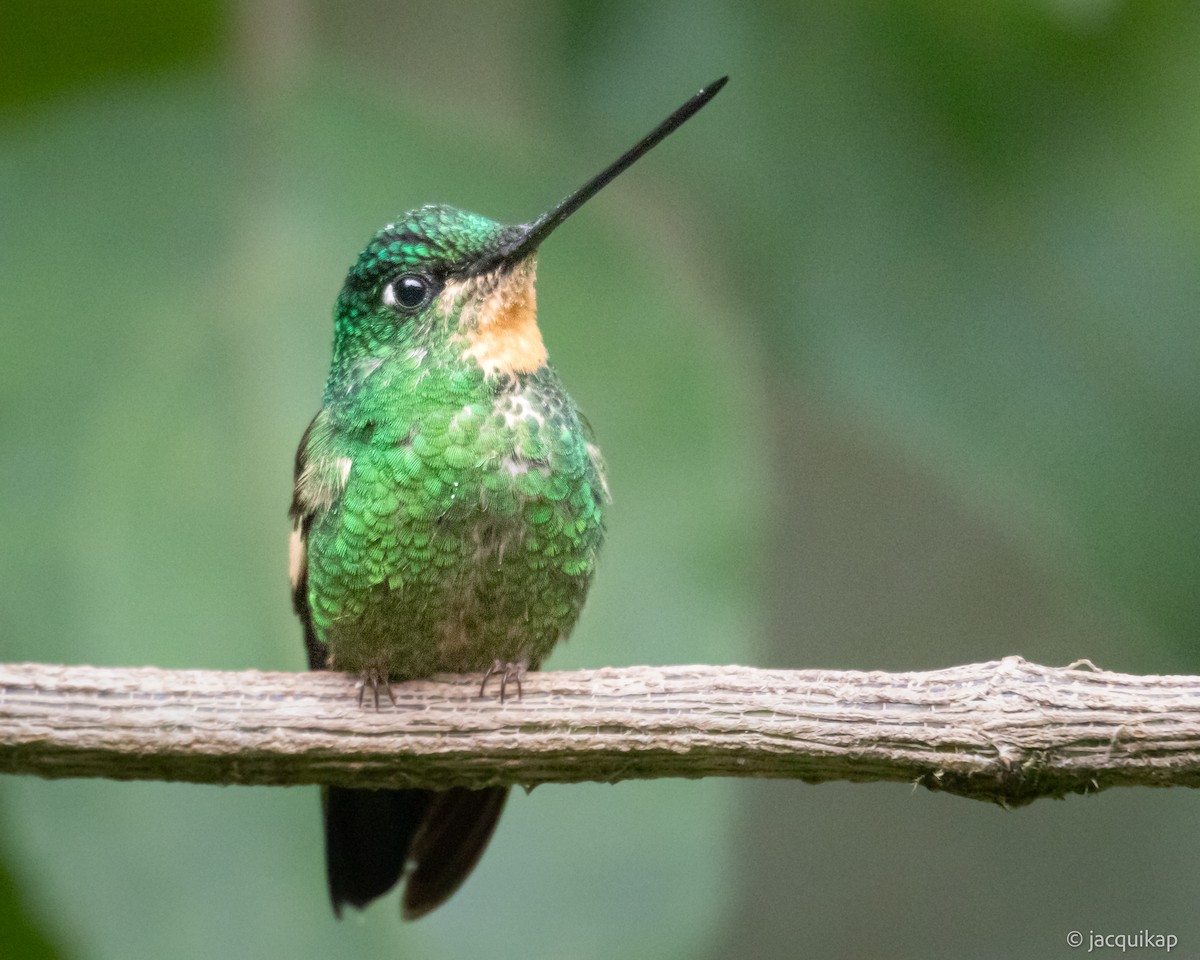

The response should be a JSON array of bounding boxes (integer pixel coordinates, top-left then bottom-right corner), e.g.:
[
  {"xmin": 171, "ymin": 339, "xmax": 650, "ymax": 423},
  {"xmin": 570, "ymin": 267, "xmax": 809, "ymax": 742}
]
[{"xmin": 289, "ymin": 76, "xmax": 728, "ymax": 920}]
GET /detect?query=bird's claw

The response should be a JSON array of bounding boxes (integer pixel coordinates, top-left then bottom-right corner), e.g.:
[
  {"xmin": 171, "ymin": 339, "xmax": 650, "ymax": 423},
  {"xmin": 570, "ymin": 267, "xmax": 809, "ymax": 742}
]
[
  {"xmin": 479, "ymin": 659, "xmax": 526, "ymax": 703},
  {"xmin": 355, "ymin": 668, "xmax": 396, "ymax": 710}
]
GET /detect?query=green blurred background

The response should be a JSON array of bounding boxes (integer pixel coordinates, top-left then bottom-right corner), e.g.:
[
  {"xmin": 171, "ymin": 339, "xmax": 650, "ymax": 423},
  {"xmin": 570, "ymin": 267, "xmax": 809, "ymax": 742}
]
[{"xmin": 2, "ymin": 1, "xmax": 1199, "ymax": 957}]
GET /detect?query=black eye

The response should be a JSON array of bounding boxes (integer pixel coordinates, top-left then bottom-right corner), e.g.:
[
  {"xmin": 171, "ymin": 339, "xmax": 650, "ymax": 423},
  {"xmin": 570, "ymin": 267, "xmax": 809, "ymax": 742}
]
[{"xmin": 383, "ymin": 274, "xmax": 434, "ymax": 311}]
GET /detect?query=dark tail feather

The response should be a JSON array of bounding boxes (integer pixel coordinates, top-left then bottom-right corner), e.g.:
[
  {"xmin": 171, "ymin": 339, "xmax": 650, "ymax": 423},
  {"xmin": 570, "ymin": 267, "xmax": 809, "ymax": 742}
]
[
  {"xmin": 402, "ymin": 786, "xmax": 510, "ymax": 921},
  {"xmin": 323, "ymin": 787, "xmax": 431, "ymax": 917},
  {"xmin": 323, "ymin": 785, "xmax": 509, "ymax": 919}
]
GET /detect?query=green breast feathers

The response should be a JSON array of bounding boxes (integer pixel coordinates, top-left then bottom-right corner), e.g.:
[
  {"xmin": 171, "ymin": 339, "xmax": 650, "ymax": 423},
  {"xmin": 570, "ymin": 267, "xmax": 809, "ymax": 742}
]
[{"xmin": 291, "ymin": 363, "xmax": 606, "ymax": 680}]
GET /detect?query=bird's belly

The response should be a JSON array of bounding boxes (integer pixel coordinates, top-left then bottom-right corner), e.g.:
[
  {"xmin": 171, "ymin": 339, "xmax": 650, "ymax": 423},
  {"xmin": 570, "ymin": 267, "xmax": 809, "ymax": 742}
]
[
  {"xmin": 306, "ymin": 386, "xmax": 606, "ymax": 680},
  {"xmin": 312, "ymin": 501, "xmax": 598, "ymax": 680}
]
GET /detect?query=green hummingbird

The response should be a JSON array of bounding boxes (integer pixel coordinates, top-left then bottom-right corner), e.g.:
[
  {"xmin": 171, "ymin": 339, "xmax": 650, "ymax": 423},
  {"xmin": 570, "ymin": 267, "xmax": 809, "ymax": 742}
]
[{"xmin": 290, "ymin": 76, "xmax": 727, "ymax": 920}]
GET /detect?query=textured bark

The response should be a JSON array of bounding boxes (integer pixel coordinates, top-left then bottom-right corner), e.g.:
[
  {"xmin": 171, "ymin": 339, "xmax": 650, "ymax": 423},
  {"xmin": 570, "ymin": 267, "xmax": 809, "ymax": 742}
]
[{"xmin": 1, "ymin": 657, "xmax": 1198, "ymax": 806}]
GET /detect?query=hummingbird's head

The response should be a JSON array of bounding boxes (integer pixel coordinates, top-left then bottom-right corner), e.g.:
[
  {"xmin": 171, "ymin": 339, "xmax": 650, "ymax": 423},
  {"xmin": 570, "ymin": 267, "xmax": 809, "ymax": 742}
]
[
  {"xmin": 332, "ymin": 204, "xmax": 549, "ymax": 383},
  {"xmin": 326, "ymin": 76, "xmax": 728, "ymax": 389}
]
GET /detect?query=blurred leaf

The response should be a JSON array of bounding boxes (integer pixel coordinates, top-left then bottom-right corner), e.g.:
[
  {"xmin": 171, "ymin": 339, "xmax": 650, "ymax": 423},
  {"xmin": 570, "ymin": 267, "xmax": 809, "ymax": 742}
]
[
  {"xmin": 0, "ymin": 847, "xmax": 60, "ymax": 960},
  {"xmin": 0, "ymin": 0, "xmax": 219, "ymax": 111}
]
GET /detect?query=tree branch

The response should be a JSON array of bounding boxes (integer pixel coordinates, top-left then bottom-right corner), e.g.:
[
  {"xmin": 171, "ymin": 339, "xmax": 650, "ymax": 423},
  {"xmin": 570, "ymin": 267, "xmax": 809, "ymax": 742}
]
[{"xmin": 1, "ymin": 657, "xmax": 1198, "ymax": 806}]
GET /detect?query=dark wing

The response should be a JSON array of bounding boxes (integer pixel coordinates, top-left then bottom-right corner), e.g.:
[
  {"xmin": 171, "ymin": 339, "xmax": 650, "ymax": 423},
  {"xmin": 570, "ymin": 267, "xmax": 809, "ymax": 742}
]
[{"xmin": 290, "ymin": 412, "xmax": 328, "ymax": 671}]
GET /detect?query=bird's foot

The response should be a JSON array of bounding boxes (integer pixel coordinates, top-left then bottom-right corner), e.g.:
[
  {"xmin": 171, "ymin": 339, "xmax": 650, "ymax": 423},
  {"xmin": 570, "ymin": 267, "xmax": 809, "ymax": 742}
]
[
  {"xmin": 354, "ymin": 668, "xmax": 396, "ymax": 710},
  {"xmin": 479, "ymin": 659, "xmax": 527, "ymax": 703}
]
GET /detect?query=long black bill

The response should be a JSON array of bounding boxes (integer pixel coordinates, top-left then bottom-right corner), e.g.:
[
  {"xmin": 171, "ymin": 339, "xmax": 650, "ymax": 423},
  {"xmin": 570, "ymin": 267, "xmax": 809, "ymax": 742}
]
[{"xmin": 497, "ymin": 76, "xmax": 728, "ymax": 267}]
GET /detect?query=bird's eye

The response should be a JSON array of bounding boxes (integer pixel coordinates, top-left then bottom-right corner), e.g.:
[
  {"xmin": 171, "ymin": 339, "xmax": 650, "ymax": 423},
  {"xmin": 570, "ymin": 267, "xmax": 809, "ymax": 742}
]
[{"xmin": 382, "ymin": 274, "xmax": 434, "ymax": 311}]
